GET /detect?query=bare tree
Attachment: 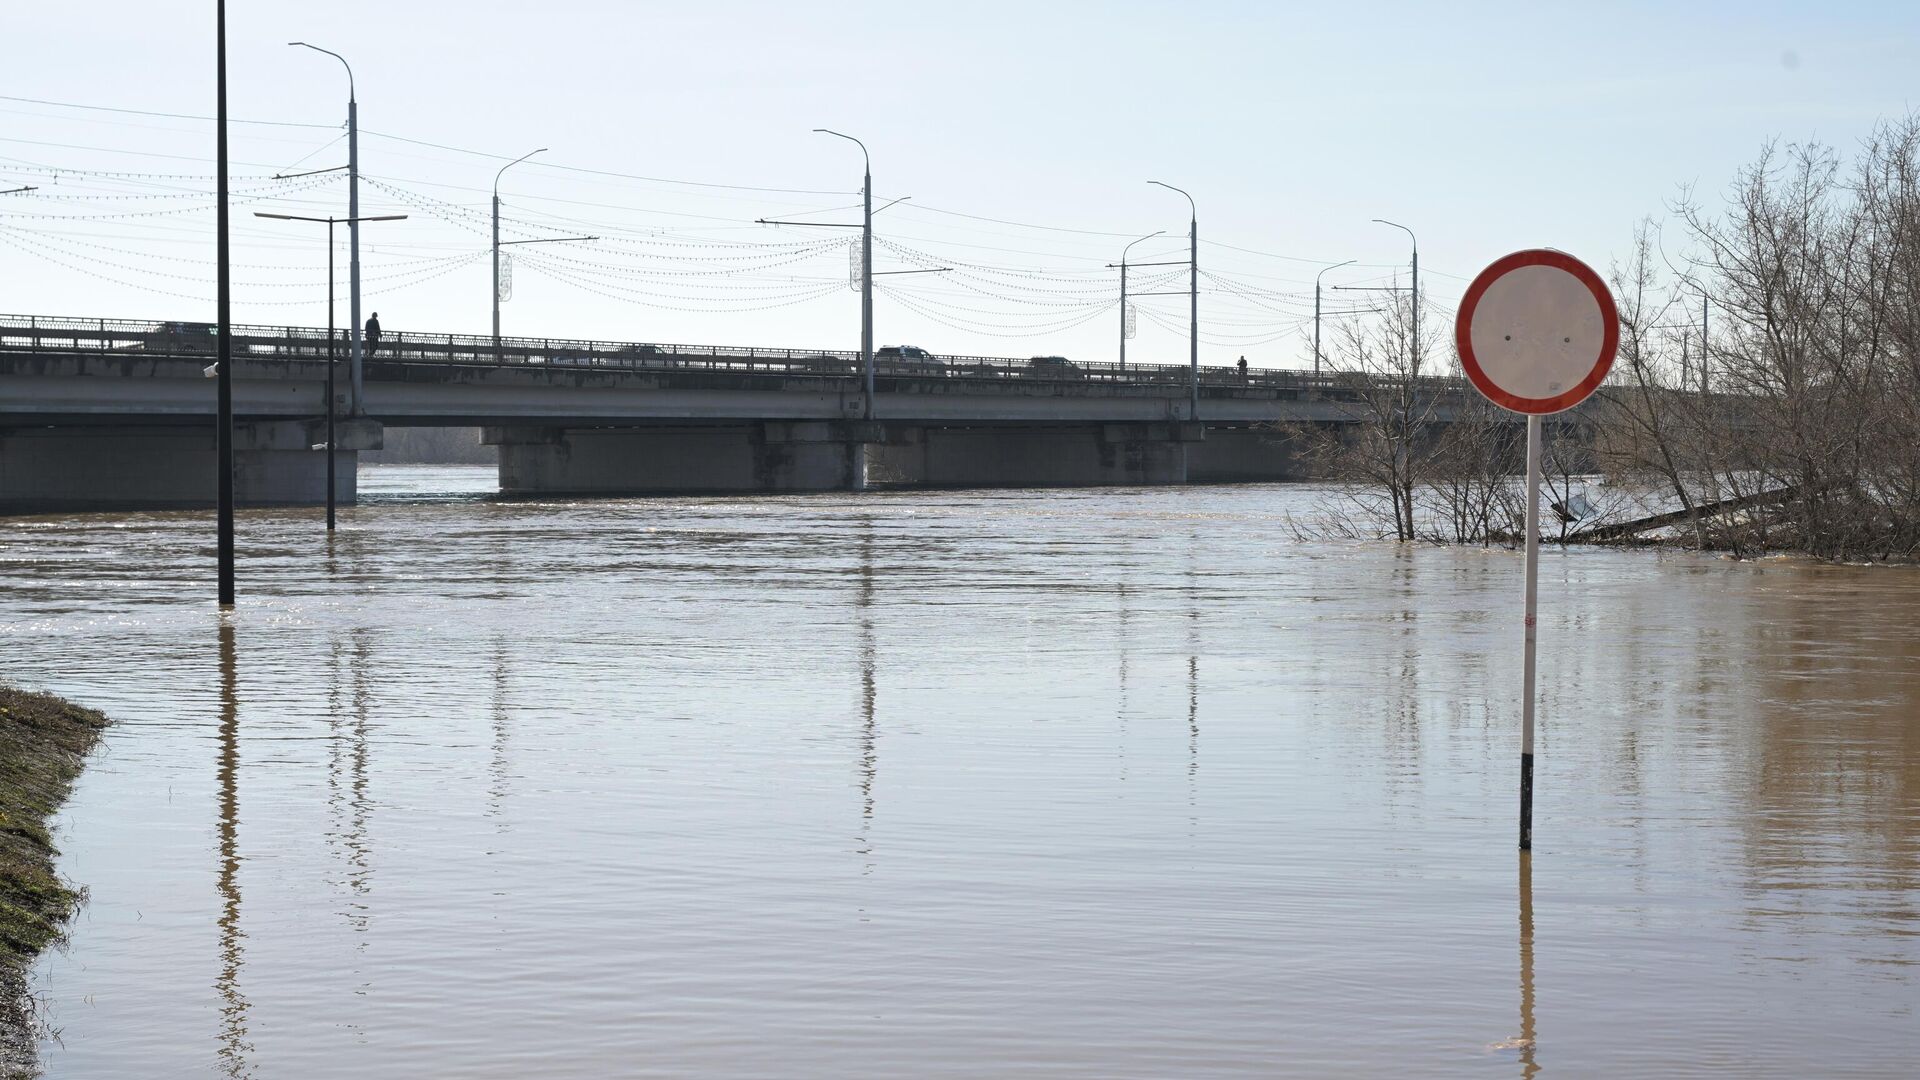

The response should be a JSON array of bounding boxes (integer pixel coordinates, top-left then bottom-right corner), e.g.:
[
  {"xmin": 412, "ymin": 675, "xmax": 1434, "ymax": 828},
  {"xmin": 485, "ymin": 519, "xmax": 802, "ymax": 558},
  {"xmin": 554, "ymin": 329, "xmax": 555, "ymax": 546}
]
[{"xmin": 1284, "ymin": 284, "xmax": 1437, "ymax": 541}]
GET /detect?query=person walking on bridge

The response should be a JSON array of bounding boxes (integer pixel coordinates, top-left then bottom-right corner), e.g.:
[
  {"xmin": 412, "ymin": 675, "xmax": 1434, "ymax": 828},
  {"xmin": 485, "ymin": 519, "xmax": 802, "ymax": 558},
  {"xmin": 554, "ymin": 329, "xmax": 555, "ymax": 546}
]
[{"xmin": 365, "ymin": 312, "xmax": 383, "ymax": 358}]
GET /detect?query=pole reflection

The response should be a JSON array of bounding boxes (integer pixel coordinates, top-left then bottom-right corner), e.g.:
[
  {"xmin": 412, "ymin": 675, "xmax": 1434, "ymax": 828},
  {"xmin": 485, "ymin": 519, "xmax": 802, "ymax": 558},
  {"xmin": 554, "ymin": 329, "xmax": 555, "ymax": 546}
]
[
  {"xmin": 326, "ymin": 628, "xmax": 374, "ymax": 942},
  {"xmin": 213, "ymin": 617, "xmax": 254, "ymax": 1076},
  {"xmin": 347, "ymin": 629, "xmax": 372, "ymax": 934},
  {"xmin": 1185, "ymin": 537, "xmax": 1200, "ymax": 811},
  {"xmin": 856, "ymin": 518, "xmax": 877, "ymax": 866},
  {"xmin": 489, "ymin": 636, "xmax": 511, "ymax": 831},
  {"xmin": 1514, "ymin": 850, "xmax": 1540, "ymax": 1077},
  {"xmin": 1116, "ymin": 579, "xmax": 1130, "ymax": 783}
]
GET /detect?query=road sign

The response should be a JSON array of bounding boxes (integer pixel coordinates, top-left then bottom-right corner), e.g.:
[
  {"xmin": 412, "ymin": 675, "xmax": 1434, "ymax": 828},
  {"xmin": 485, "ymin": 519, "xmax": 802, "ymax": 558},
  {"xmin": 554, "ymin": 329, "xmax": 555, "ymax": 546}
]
[
  {"xmin": 1456, "ymin": 249, "xmax": 1618, "ymax": 415},
  {"xmin": 1455, "ymin": 248, "xmax": 1619, "ymax": 852}
]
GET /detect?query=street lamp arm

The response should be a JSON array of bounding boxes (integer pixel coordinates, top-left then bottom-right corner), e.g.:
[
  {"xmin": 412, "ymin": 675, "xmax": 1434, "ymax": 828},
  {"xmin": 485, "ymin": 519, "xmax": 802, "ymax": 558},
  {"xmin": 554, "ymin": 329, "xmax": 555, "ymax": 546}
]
[
  {"xmin": 289, "ymin": 42, "xmax": 354, "ymax": 101},
  {"xmin": 1316, "ymin": 258, "xmax": 1357, "ymax": 288},
  {"xmin": 1372, "ymin": 217, "xmax": 1417, "ymax": 255},
  {"xmin": 1121, "ymin": 230, "xmax": 1165, "ymax": 264},
  {"xmin": 814, "ymin": 128, "xmax": 870, "ymax": 174},
  {"xmin": 495, "ymin": 148, "xmax": 549, "ymax": 197},
  {"xmin": 1148, "ymin": 180, "xmax": 1195, "ymax": 219}
]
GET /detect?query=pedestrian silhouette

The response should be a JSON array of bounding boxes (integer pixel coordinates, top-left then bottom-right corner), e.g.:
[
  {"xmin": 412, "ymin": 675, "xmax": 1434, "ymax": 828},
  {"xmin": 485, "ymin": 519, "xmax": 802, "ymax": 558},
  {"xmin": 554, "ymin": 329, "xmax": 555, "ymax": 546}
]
[
  {"xmin": 365, "ymin": 312, "xmax": 382, "ymax": 358},
  {"xmin": 1237, "ymin": 355, "xmax": 1248, "ymax": 379}
]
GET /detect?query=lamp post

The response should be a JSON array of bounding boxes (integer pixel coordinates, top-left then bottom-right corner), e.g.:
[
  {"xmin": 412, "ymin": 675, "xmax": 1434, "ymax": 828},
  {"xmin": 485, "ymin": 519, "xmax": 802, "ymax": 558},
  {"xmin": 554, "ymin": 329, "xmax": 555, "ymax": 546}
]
[
  {"xmin": 289, "ymin": 42, "xmax": 365, "ymax": 414},
  {"xmin": 1374, "ymin": 218, "xmax": 1418, "ymax": 375},
  {"xmin": 255, "ymin": 211, "xmax": 406, "ymax": 531},
  {"xmin": 815, "ymin": 129, "xmax": 874, "ymax": 419},
  {"xmin": 494, "ymin": 148, "xmax": 543, "ymax": 353},
  {"xmin": 1314, "ymin": 259, "xmax": 1355, "ymax": 376},
  {"xmin": 1114, "ymin": 231, "xmax": 1163, "ymax": 371},
  {"xmin": 1149, "ymin": 181, "xmax": 1198, "ymax": 417}
]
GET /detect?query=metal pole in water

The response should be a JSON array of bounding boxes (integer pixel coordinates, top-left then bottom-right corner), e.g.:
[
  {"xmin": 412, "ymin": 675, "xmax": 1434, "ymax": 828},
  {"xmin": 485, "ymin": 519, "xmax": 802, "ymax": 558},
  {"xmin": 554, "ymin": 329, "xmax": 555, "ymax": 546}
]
[
  {"xmin": 215, "ymin": 0, "xmax": 235, "ymax": 608},
  {"xmin": 326, "ymin": 217, "xmax": 337, "ymax": 532},
  {"xmin": 1520, "ymin": 412, "xmax": 1542, "ymax": 849}
]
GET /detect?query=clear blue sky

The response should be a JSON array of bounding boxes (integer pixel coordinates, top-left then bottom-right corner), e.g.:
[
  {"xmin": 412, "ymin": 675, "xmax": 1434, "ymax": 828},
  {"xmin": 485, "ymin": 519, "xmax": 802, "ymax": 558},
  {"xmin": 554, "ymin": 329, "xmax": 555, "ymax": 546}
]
[{"xmin": 3, "ymin": 1, "xmax": 1913, "ymax": 367}]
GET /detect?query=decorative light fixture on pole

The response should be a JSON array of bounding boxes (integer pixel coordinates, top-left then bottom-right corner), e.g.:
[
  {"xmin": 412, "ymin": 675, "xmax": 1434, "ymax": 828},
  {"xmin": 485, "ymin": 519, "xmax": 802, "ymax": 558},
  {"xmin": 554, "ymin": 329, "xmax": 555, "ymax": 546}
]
[
  {"xmin": 756, "ymin": 134, "xmax": 947, "ymax": 427},
  {"xmin": 255, "ymin": 211, "xmax": 407, "ymax": 531},
  {"xmin": 1313, "ymin": 259, "xmax": 1355, "ymax": 376},
  {"xmin": 815, "ymin": 130, "xmax": 875, "ymax": 419},
  {"xmin": 1148, "ymin": 181, "xmax": 1199, "ymax": 417},
  {"xmin": 491, "ymin": 149, "xmax": 595, "ymax": 356},
  {"xmin": 288, "ymin": 42, "xmax": 365, "ymax": 415},
  {"xmin": 1107, "ymin": 231, "xmax": 1184, "ymax": 372}
]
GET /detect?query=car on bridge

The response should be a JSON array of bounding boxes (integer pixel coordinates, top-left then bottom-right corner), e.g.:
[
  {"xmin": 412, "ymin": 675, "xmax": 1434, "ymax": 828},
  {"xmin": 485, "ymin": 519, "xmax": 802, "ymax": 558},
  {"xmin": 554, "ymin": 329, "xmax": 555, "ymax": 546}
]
[
  {"xmin": 142, "ymin": 321, "xmax": 220, "ymax": 355},
  {"xmin": 1027, "ymin": 355, "xmax": 1083, "ymax": 379},
  {"xmin": 798, "ymin": 354, "xmax": 856, "ymax": 376},
  {"xmin": 874, "ymin": 345, "xmax": 947, "ymax": 377}
]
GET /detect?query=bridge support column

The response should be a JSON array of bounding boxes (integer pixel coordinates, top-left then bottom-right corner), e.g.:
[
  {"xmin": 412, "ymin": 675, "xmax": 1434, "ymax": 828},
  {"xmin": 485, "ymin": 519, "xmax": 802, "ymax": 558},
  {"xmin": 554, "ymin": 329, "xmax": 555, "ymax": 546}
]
[
  {"xmin": 869, "ymin": 422, "xmax": 1200, "ymax": 488},
  {"xmin": 487, "ymin": 422, "xmax": 876, "ymax": 495},
  {"xmin": 0, "ymin": 420, "xmax": 380, "ymax": 512}
]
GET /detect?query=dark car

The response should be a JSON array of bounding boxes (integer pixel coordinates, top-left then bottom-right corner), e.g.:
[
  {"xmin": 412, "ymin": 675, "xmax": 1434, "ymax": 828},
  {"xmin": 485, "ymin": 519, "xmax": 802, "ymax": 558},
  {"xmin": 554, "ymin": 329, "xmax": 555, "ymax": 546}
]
[
  {"xmin": 1027, "ymin": 355, "xmax": 1083, "ymax": 379},
  {"xmin": 144, "ymin": 321, "xmax": 219, "ymax": 355},
  {"xmin": 800, "ymin": 353, "xmax": 856, "ymax": 376},
  {"xmin": 874, "ymin": 345, "xmax": 946, "ymax": 377}
]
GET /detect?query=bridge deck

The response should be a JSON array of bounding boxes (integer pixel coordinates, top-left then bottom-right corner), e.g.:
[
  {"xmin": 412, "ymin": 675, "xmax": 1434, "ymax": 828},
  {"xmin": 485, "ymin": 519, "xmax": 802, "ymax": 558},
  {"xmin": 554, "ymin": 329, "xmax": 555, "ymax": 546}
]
[{"xmin": 1, "ymin": 312, "xmax": 1490, "ymax": 428}]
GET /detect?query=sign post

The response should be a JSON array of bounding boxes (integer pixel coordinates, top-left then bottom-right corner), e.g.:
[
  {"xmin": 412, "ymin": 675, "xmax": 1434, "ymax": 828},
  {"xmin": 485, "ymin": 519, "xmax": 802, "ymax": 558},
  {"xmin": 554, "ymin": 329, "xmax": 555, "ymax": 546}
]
[{"xmin": 1454, "ymin": 249, "xmax": 1618, "ymax": 850}]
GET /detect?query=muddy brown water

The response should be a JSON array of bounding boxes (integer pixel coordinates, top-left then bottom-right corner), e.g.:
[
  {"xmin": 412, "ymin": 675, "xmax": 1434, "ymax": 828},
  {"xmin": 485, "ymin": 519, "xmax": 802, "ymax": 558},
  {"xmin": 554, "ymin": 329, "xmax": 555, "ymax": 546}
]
[{"xmin": 5, "ymin": 466, "xmax": 1918, "ymax": 1077}]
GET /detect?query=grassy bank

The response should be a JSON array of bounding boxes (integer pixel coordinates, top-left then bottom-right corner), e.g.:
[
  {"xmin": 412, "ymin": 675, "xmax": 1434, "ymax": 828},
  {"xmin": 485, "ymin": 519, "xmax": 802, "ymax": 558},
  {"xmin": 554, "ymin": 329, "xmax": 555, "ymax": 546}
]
[{"xmin": 0, "ymin": 687, "xmax": 107, "ymax": 1075}]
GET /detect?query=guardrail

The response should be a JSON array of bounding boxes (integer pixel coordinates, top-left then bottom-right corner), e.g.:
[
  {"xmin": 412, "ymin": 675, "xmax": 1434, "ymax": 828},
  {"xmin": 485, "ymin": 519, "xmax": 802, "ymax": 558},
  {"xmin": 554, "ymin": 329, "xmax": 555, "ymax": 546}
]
[{"xmin": 0, "ymin": 312, "xmax": 1474, "ymax": 398}]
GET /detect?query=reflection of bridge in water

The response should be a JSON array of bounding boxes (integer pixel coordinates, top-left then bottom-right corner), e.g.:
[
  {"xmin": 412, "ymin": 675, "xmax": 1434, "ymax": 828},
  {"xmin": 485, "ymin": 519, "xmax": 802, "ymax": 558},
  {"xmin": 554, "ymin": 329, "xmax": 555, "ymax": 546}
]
[{"xmin": 0, "ymin": 313, "xmax": 1570, "ymax": 510}]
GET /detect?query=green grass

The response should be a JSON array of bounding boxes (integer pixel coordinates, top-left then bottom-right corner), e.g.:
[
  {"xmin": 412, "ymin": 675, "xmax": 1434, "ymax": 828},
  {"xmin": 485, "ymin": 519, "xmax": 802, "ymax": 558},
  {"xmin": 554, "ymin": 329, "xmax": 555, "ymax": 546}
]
[{"xmin": 0, "ymin": 687, "xmax": 108, "ymax": 1076}]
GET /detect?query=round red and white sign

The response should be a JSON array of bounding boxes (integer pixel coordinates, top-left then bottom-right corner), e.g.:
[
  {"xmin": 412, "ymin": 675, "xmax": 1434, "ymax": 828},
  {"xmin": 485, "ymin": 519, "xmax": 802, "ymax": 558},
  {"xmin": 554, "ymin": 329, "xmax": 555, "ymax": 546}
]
[{"xmin": 1455, "ymin": 249, "xmax": 1618, "ymax": 415}]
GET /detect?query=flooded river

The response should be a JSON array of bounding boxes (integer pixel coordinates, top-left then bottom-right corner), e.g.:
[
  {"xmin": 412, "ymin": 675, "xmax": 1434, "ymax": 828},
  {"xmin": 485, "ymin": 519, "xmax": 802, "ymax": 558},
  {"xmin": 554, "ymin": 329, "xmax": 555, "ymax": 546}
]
[{"xmin": 4, "ymin": 466, "xmax": 1918, "ymax": 1077}]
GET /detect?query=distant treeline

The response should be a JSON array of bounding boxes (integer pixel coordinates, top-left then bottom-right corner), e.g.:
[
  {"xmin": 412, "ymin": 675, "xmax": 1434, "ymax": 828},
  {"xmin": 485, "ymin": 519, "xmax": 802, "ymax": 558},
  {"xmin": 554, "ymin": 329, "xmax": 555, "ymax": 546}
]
[{"xmin": 362, "ymin": 427, "xmax": 496, "ymax": 465}]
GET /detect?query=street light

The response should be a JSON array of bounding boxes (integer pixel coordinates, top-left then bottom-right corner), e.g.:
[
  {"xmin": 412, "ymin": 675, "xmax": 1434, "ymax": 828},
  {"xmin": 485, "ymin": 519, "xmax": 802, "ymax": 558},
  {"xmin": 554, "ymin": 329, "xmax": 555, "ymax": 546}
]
[
  {"xmin": 815, "ymin": 129, "xmax": 875, "ymax": 422},
  {"xmin": 288, "ymin": 41, "xmax": 366, "ymax": 415},
  {"xmin": 489, "ymin": 148, "xmax": 597, "ymax": 355},
  {"xmin": 1314, "ymin": 259, "xmax": 1356, "ymax": 376},
  {"xmin": 1112, "ymin": 231, "xmax": 1163, "ymax": 371},
  {"xmin": 255, "ymin": 211, "xmax": 406, "ymax": 531},
  {"xmin": 1149, "ymin": 180, "xmax": 1199, "ymax": 417},
  {"xmin": 1374, "ymin": 218, "xmax": 1419, "ymax": 375}
]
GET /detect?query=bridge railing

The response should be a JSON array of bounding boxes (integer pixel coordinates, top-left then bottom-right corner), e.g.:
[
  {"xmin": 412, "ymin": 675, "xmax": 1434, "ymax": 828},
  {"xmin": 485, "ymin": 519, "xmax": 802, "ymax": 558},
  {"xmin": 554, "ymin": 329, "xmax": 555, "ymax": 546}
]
[{"xmin": 0, "ymin": 312, "xmax": 1469, "ymax": 398}]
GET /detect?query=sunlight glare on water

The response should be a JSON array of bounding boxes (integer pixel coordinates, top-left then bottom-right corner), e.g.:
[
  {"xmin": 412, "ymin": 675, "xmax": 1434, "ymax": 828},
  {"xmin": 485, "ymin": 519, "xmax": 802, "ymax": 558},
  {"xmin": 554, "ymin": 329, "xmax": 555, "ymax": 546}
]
[{"xmin": 4, "ymin": 465, "xmax": 1918, "ymax": 1078}]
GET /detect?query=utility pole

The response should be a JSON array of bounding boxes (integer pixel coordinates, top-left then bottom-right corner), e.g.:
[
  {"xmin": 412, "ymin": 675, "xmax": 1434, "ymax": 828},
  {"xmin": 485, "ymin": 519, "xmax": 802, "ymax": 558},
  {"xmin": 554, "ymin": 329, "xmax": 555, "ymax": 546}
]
[
  {"xmin": 1149, "ymin": 182, "xmax": 1199, "ymax": 417},
  {"xmin": 1108, "ymin": 232, "xmax": 1174, "ymax": 371},
  {"xmin": 256, "ymin": 211, "xmax": 406, "ymax": 531},
  {"xmin": 1314, "ymin": 259, "xmax": 1355, "ymax": 375},
  {"xmin": 290, "ymin": 42, "xmax": 363, "ymax": 413},
  {"xmin": 494, "ymin": 150, "xmax": 545, "ymax": 353},
  {"xmin": 1375, "ymin": 219, "xmax": 1418, "ymax": 375},
  {"xmin": 757, "ymin": 138, "xmax": 944, "ymax": 431},
  {"xmin": 487, "ymin": 151, "xmax": 592, "ymax": 354},
  {"xmin": 814, "ymin": 130, "xmax": 875, "ymax": 419},
  {"xmin": 216, "ymin": 0, "xmax": 234, "ymax": 607}
]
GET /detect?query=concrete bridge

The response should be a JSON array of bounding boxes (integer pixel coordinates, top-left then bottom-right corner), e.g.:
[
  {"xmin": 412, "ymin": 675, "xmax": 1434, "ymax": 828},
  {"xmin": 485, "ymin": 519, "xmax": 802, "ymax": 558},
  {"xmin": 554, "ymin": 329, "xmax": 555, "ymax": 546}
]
[{"xmin": 0, "ymin": 313, "xmax": 1516, "ymax": 510}]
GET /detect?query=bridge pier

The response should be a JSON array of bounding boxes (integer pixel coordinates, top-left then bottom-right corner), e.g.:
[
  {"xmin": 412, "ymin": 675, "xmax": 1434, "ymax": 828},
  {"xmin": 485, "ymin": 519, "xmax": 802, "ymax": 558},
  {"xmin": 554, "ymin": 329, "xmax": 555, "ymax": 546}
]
[
  {"xmin": 0, "ymin": 419, "xmax": 380, "ymax": 512},
  {"xmin": 487, "ymin": 422, "xmax": 874, "ymax": 495},
  {"xmin": 869, "ymin": 422, "xmax": 1201, "ymax": 488},
  {"xmin": 1186, "ymin": 425, "xmax": 1305, "ymax": 482}
]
